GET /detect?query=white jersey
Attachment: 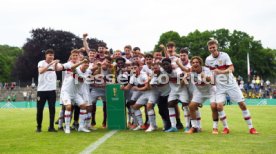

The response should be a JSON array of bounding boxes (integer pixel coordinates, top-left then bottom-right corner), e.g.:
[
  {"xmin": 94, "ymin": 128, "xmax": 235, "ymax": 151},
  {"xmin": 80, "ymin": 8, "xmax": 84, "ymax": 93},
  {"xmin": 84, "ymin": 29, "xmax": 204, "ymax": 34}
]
[
  {"xmin": 129, "ymin": 72, "xmax": 148, "ymax": 101},
  {"xmin": 37, "ymin": 60, "xmax": 57, "ymax": 91},
  {"xmin": 141, "ymin": 64, "xmax": 153, "ymax": 76},
  {"xmin": 74, "ymin": 67, "xmax": 92, "ymax": 94},
  {"xmin": 131, "ymin": 72, "xmax": 154, "ymax": 105},
  {"xmin": 182, "ymin": 60, "xmax": 191, "ymax": 68},
  {"xmin": 205, "ymin": 52, "xmax": 244, "ymax": 103},
  {"xmin": 205, "ymin": 52, "xmax": 238, "ymax": 90},
  {"xmin": 192, "ymin": 66, "xmax": 214, "ymax": 95},
  {"xmin": 182, "ymin": 59, "xmax": 194, "ymax": 96},
  {"xmin": 88, "ymin": 62, "xmax": 94, "ymax": 70},
  {"xmin": 169, "ymin": 55, "xmax": 179, "ymax": 68},
  {"xmin": 161, "ymin": 67, "xmax": 189, "ymax": 103},
  {"xmin": 169, "ymin": 55, "xmax": 178, "ymax": 63},
  {"xmin": 74, "ymin": 67, "xmax": 92, "ymax": 104},
  {"xmin": 161, "ymin": 67, "xmax": 184, "ymax": 92},
  {"xmin": 129, "ymin": 72, "xmax": 148, "ymax": 87},
  {"xmin": 190, "ymin": 66, "xmax": 215, "ymax": 103},
  {"xmin": 116, "ymin": 70, "xmax": 129, "ymax": 85},
  {"xmin": 123, "ymin": 56, "xmax": 132, "ymax": 63},
  {"xmin": 60, "ymin": 61, "xmax": 77, "ymax": 100}
]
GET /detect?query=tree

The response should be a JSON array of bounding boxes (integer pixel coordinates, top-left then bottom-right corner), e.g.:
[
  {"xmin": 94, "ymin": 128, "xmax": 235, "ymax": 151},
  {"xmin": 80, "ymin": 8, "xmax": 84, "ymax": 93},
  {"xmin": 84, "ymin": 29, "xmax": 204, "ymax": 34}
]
[
  {"xmin": 0, "ymin": 45, "xmax": 22, "ymax": 82},
  {"xmin": 153, "ymin": 31, "xmax": 181, "ymax": 52},
  {"xmin": 180, "ymin": 30, "xmax": 213, "ymax": 59},
  {"xmin": 12, "ymin": 28, "xmax": 106, "ymax": 83},
  {"xmin": 155, "ymin": 29, "xmax": 276, "ymax": 81}
]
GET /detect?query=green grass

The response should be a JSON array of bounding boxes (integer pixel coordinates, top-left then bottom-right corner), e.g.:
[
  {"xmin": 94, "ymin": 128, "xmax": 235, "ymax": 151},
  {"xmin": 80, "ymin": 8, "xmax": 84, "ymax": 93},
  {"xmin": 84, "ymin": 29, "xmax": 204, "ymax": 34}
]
[{"xmin": 0, "ymin": 106, "xmax": 276, "ymax": 154}]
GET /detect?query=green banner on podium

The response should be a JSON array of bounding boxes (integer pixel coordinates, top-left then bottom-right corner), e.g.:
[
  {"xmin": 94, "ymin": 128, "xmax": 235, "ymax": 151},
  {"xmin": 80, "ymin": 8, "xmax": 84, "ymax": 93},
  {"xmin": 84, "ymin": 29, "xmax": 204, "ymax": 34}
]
[{"xmin": 106, "ymin": 84, "xmax": 126, "ymax": 130}]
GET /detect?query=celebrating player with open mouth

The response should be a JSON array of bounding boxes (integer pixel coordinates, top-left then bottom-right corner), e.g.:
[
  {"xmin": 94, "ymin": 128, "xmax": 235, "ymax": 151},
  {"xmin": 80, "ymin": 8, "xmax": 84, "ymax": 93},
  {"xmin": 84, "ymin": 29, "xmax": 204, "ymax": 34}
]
[{"xmin": 205, "ymin": 39, "xmax": 258, "ymax": 134}]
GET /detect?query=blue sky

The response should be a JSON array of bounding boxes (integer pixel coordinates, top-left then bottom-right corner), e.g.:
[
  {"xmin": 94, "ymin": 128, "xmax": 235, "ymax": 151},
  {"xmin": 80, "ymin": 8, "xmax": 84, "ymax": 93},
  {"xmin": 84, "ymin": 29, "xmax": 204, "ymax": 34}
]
[{"xmin": 0, "ymin": 0, "xmax": 276, "ymax": 51}]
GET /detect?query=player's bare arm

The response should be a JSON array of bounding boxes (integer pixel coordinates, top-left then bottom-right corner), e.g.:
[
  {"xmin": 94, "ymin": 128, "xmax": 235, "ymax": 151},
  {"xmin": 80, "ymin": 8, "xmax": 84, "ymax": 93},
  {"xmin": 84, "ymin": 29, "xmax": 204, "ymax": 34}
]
[
  {"xmin": 83, "ymin": 33, "xmax": 90, "ymax": 54},
  {"xmin": 213, "ymin": 65, "xmax": 234, "ymax": 75}
]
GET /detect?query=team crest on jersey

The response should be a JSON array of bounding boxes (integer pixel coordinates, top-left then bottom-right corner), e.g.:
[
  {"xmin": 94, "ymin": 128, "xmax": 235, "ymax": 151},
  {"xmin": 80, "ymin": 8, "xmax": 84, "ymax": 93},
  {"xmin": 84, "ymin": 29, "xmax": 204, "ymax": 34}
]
[
  {"xmin": 37, "ymin": 96, "xmax": 40, "ymax": 101},
  {"xmin": 219, "ymin": 60, "xmax": 223, "ymax": 65}
]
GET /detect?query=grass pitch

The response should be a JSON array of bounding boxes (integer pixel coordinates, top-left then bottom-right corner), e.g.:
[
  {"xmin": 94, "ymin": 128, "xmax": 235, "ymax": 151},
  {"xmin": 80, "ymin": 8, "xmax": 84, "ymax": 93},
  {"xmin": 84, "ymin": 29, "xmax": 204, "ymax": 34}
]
[{"xmin": 0, "ymin": 105, "xmax": 275, "ymax": 154}]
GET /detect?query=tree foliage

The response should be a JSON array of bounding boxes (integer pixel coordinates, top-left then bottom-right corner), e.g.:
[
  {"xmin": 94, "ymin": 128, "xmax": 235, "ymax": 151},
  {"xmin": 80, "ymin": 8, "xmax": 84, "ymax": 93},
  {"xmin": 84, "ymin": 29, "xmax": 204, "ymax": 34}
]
[
  {"xmin": 154, "ymin": 31, "xmax": 181, "ymax": 51},
  {"xmin": 154, "ymin": 29, "xmax": 276, "ymax": 81},
  {"xmin": 0, "ymin": 45, "xmax": 22, "ymax": 82},
  {"xmin": 12, "ymin": 28, "xmax": 106, "ymax": 82}
]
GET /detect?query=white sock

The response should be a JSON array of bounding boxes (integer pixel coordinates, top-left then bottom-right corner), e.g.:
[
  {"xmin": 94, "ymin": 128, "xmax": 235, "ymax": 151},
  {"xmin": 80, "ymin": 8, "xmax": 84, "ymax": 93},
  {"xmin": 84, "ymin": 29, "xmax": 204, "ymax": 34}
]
[
  {"xmin": 86, "ymin": 112, "xmax": 92, "ymax": 128},
  {"xmin": 168, "ymin": 107, "xmax": 176, "ymax": 128},
  {"xmin": 213, "ymin": 121, "xmax": 218, "ymax": 129},
  {"xmin": 131, "ymin": 108, "xmax": 138, "ymax": 125},
  {"xmin": 183, "ymin": 106, "xmax": 191, "ymax": 128},
  {"xmin": 191, "ymin": 120, "xmax": 197, "ymax": 128},
  {"xmin": 242, "ymin": 110, "xmax": 253, "ymax": 129},
  {"xmin": 127, "ymin": 108, "xmax": 132, "ymax": 123},
  {"xmin": 64, "ymin": 110, "xmax": 71, "ymax": 130},
  {"xmin": 196, "ymin": 110, "xmax": 201, "ymax": 129},
  {"xmin": 79, "ymin": 109, "xmax": 87, "ymax": 129},
  {"xmin": 58, "ymin": 109, "xmax": 64, "ymax": 128},
  {"xmin": 134, "ymin": 109, "xmax": 143, "ymax": 126},
  {"xmin": 147, "ymin": 109, "xmax": 156, "ymax": 127},
  {"xmin": 218, "ymin": 110, "xmax": 228, "ymax": 128}
]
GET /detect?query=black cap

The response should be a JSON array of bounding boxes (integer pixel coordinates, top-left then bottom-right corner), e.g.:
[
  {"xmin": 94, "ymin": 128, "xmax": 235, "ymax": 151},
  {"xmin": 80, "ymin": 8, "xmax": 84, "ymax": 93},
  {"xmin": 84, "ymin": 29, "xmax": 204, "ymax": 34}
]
[
  {"xmin": 116, "ymin": 57, "xmax": 126, "ymax": 63},
  {"xmin": 161, "ymin": 58, "xmax": 171, "ymax": 64}
]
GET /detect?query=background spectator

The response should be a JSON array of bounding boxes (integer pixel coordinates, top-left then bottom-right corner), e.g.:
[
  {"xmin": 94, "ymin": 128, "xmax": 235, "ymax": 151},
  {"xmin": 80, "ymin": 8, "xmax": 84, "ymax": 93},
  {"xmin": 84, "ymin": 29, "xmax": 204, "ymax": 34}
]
[
  {"xmin": 226, "ymin": 94, "xmax": 231, "ymax": 105},
  {"xmin": 12, "ymin": 93, "xmax": 16, "ymax": 102},
  {"xmin": 23, "ymin": 91, "xmax": 27, "ymax": 101},
  {"xmin": 31, "ymin": 82, "xmax": 36, "ymax": 89}
]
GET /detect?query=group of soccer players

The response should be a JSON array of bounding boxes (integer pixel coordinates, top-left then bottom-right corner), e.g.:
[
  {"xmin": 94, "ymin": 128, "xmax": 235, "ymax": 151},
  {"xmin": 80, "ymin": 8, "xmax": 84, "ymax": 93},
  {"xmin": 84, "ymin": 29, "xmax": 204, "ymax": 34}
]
[{"xmin": 36, "ymin": 33, "xmax": 258, "ymax": 134}]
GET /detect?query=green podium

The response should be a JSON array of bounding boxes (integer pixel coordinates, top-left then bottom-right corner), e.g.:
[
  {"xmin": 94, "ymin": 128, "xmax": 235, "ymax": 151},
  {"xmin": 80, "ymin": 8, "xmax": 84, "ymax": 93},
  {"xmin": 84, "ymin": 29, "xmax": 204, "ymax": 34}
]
[{"xmin": 106, "ymin": 84, "xmax": 127, "ymax": 130}]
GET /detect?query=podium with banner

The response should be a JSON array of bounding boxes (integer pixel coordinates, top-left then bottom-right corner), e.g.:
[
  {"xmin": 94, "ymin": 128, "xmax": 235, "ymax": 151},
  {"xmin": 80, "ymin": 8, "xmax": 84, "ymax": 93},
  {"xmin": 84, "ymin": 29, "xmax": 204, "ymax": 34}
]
[{"xmin": 106, "ymin": 84, "xmax": 126, "ymax": 130}]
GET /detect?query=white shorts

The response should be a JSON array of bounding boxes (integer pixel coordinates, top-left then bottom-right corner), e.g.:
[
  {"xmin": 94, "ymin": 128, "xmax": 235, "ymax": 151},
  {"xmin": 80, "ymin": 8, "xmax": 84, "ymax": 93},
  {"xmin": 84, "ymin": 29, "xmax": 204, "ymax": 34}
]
[
  {"xmin": 60, "ymin": 92, "xmax": 75, "ymax": 106},
  {"xmin": 192, "ymin": 87, "xmax": 216, "ymax": 104},
  {"xmin": 130, "ymin": 91, "xmax": 143, "ymax": 101},
  {"xmin": 135, "ymin": 91, "xmax": 150, "ymax": 105},
  {"xmin": 74, "ymin": 93, "xmax": 89, "ymax": 106},
  {"xmin": 90, "ymin": 87, "xmax": 106, "ymax": 103},
  {"xmin": 135, "ymin": 90, "xmax": 159, "ymax": 105},
  {"xmin": 168, "ymin": 86, "xmax": 189, "ymax": 103},
  {"xmin": 148, "ymin": 90, "xmax": 159, "ymax": 104},
  {"xmin": 216, "ymin": 86, "xmax": 244, "ymax": 103},
  {"xmin": 187, "ymin": 83, "xmax": 195, "ymax": 101}
]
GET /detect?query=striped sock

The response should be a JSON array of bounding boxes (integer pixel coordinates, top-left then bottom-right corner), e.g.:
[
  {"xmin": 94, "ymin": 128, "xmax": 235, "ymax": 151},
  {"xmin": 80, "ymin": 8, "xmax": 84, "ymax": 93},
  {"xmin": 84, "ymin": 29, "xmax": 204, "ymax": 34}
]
[
  {"xmin": 168, "ymin": 107, "xmax": 176, "ymax": 128},
  {"xmin": 183, "ymin": 106, "xmax": 190, "ymax": 128},
  {"xmin": 147, "ymin": 109, "xmax": 156, "ymax": 127},
  {"xmin": 134, "ymin": 109, "xmax": 143, "ymax": 126},
  {"xmin": 79, "ymin": 109, "xmax": 87, "ymax": 129},
  {"xmin": 218, "ymin": 110, "xmax": 228, "ymax": 128},
  {"xmin": 242, "ymin": 110, "xmax": 253, "ymax": 129},
  {"xmin": 64, "ymin": 110, "xmax": 71, "ymax": 130},
  {"xmin": 196, "ymin": 110, "xmax": 201, "ymax": 129}
]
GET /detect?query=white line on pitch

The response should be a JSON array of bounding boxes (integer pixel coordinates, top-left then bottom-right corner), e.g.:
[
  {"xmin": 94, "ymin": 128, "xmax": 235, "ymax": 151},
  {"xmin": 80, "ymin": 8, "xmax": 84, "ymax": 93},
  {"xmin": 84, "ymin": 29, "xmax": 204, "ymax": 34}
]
[{"xmin": 80, "ymin": 130, "xmax": 118, "ymax": 154}]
